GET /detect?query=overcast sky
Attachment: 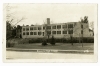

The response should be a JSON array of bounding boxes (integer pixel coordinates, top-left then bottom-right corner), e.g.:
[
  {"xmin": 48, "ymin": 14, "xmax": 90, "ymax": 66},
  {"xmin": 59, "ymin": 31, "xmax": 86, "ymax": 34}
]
[{"xmin": 5, "ymin": 3, "xmax": 97, "ymax": 26}]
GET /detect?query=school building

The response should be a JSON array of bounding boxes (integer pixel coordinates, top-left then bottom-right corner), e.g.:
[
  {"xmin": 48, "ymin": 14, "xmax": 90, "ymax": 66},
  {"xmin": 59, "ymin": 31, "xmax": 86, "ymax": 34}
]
[{"xmin": 21, "ymin": 18, "xmax": 93, "ymax": 39}]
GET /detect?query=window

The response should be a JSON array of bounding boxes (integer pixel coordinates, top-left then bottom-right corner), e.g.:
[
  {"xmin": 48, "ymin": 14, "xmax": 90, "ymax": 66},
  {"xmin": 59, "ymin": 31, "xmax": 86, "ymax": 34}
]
[
  {"xmin": 30, "ymin": 32, "xmax": 33, "ymax": 35},
  {"xmin": 68, "ymin": 24, "xmax": 73, "ymax": 28},
  {"xmin": 26, "ymin": 32, "xmax": 29, "ymax": 35},
  {"xmin": 26, "ymin": 28, "xmax": 29, "ymax": 31},
  {"xmin": 23, "ymin": 32, "xmax": 25, "ymax": 35},
  {"xmin": 34, "ymin": 32, "xmax": 37, "ymax": 35},
  {"xmin": 81, "ymin": 30, "xmax": 83, "ymax": 34},
  {"xmin": 57, "ymin": 31, "xmax": 61, "ymax": 34},
  {"xmin": 38, "ymin": 32, "xmax": 41, "ymax": 35},
  {"xmin": 20, "ymin": 29, "xmax": 21, "ymax": 32},
  {"xmin": 52, "ymin": 31, "xmax": 56, "ymax": 34},
  {"xmin": 81, "ymin": 25, "xmax": 83, "ymax": 28},
  {"xmin": 52, "ymin": 25, "xmax": 56, "ymax": 29},
  {"xmin": 63, "ymin": 31, "xmax": 67, "ymax": 34},
  {"xmin": 23, "ymin": 28, "xmax": 25, "ymax": 31},
  {"xmin": 57, "ymin": 25, "xmax": 61, "ymax": 29},
  {"xmin": 38, "ymin": 27, "xmax": 41, "ymax": 30},
  {"xmin": 30, "ymin": 27, "xmax": 33, "ymax": 30},
  {"xmin": 47, "ymin": 26, "xmax": 51, "ymax": 29},
  {"xmin": 43, "ymin": 26, "xmax": 45, "ymax": 30},
  {"xmin": 68, "ymin": 30, "xmax": 73, "ymax": 34},
  {"xmin": 43, "ymin": 32, "xmax": 44, "ymax": 36},
  {"xmin": 47, "ymin": 31, "xmax": 51, "ymax": 35},
  {"xmin": 62, "ymin": 25, "xmax": 67, "ymax": 29},
  {"xmin": 34, "ymin": 27, "xmax": 37, "ymax": 30}
]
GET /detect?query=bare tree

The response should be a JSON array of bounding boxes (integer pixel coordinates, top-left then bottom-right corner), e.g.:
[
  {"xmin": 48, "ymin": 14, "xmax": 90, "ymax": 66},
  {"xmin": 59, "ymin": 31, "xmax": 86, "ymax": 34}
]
[
  {"xmin": 5, "ymin": 4, "xmax": 26, "ymax": 40},
  {"xmin": 5, "ymin": 4, "xmax": 26, "ymax": 26}
]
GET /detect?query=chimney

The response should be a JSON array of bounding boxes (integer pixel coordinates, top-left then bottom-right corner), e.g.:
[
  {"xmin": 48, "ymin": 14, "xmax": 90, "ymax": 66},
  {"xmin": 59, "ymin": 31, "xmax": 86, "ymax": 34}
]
[{"xmin": 47, "ymin": 18, "xmax": 50, "ymax": 25}]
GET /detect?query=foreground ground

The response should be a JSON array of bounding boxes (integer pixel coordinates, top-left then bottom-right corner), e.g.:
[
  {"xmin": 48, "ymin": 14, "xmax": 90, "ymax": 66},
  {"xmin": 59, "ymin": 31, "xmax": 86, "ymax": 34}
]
[
  {"xmin": 6, "ymin": 51, "xmax": 95, "ymax": 60},
  {"xmin": 7, "ymin": 43, "xmax": 94, "ymax": 50},
  {"xmin": 6, "ymin": 43, "xmax": 94, "ymax": 59}
]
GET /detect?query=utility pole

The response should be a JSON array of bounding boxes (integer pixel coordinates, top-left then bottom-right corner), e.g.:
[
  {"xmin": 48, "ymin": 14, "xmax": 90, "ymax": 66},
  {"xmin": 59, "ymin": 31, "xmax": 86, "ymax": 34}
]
[
  {"xmin": 79, "ymin": 33, "xmax": 80, "ymax": 44},
  {"xmin": 82, "ymin": 23, "xmax": 83, "ymax": 47}
]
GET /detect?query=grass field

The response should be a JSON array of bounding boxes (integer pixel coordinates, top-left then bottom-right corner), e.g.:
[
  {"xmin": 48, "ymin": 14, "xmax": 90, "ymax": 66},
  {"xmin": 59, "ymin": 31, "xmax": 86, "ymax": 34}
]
[{"xmin": 8, "ymin": 43, "xmax": 94, "ymax": 50}]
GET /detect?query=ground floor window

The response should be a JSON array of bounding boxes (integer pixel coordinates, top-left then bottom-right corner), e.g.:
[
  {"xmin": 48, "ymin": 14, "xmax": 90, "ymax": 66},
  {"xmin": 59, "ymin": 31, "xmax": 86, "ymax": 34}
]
[
  {"xmin": 34, "ymin": 32, "xmax": 37, "ymax": 35},
  {"xmin": 23, "ymin": 32, "xmax": 25, "ymax": 35},
  {"xmin": 68, "ymin": 30, "xmax": 73, "ymax": 34},
  {"xmin": 63, "ymin": 31, "xmax": 67, "ymax": 34},
  {"xmin": 57, "ymin": 31, "xmax": 61, "ymax": 34},
  {"xmin": 47, "ymin": 31, "xmax": 51, "ymax": 35},
  {"xmin": 81, "ymin": 30, "xmax": 83, "ymax": 34},
  {"xmin": 30, "ymin": 32, "xmax": 33, "ymax": 35},
  {"xmin": 26, "ymin": 32, "xmax": 29, "ymax": 35},
  {"xmin": 52, "ymin": 31, "xmax": 56, "ymax": 34},
  {"xmin": 43, "ymin": 32, "xmax": 44, "ymax": 36},
  {"xmin": 38, "ymin": 32, "xmax": 41, "ymax": 35}
]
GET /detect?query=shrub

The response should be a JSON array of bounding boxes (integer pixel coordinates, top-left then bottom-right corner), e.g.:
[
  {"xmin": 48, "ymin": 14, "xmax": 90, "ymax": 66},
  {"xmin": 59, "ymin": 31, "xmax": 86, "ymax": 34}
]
[
  {"xmin": 42, "ymin": 40, "xmax": 48, "ymax": 46},
  {"xmin": 28, "ymin": 38, "xmax": 43, "ymax": 43},
  {"xmin": 6, "ymin": 41, "xmax": 14, "ymax": 47},
  {"xmin": 54, "ymin": 37, "xmax": 94, "ymax": 43},
  {"xmin": 82, "ymin": 37, "xmax": 94, "ymax": 43},
  {"xmin": 50, "ymin": 36, "xmax": 56, "ymax": 45}
]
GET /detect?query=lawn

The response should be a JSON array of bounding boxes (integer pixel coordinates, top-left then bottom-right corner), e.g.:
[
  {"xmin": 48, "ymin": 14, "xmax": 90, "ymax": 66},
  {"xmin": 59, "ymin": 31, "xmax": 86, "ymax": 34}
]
[{"xmin": 8, "ymin": 43, "xmax": 94, "ymax": 50}]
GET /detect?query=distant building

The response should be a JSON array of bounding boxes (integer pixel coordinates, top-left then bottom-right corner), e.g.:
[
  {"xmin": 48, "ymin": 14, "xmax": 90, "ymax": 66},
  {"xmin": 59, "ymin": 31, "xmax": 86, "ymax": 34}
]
[
  {"xmin": 89, "ymin": 29, "xmax": 94, "ymax": 37},
  {"xmin": 16, "ymin": 25, "xmax": 22, "ymax": 38},
  {"xmin": 21, "ymin": 18, "xmax": 93, "ymax": 39}
]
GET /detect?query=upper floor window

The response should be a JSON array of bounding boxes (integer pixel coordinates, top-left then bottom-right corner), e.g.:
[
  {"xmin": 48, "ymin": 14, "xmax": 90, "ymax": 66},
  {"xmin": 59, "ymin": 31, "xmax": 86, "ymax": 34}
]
[
  {"xmin": 62, "ymin": 25, "xmax": 67, "ymax": 29},
  {"xmin": 38, "ymin": 27, "xmax": 41, "ymax": 30},
  {"xmin": 81, "ymin": 25, "xmax": 83, "ymax": 28},
  {"xmin": 43, "ymin": 26, "xmax": 45, "ymax": 30},
  {"xmin": 52, "ymin": 25, "xmax": 56, "ymax": 29},
  {"xmin": 47, "ymin": 26, "xmax": 51, "ymax": 29},
  {"xmin": 34, "ymin": 27, "xmax": 37, "ymax": 30},
  {"xmin": 68, "ymin": 24, "xmax": 73, "ymax": 28},
  {"xmin": 30, "ymin": 27, "xmax": 33, "ymax": 30},
  {"xmin": 57, "ymin": 25, "xmax": 61, "ymax": 29},
  {"xmin": 23, "ymin": 28, "xmax": 25, "ymax": 31},
  {"xmin": 57, "ymin": 31, "xmax": 61, "ymax": 34},
  {"xmin": 26, "ymin": 28, "xmax": 29, "ymax": 31}
]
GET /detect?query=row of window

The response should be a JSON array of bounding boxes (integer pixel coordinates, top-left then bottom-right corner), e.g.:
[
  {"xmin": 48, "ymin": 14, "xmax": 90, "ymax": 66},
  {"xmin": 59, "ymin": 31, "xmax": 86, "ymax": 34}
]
[
  {"xmin": 23, "ymin": 24, "xmax": 74, "ymax": 31},
  {"xmin": 23, "ymin": 30, "xmax": 73, "ymax": 35},
  {"xmin": 23, "ymin": 32, "xmax": 42, "ymax": 35}
]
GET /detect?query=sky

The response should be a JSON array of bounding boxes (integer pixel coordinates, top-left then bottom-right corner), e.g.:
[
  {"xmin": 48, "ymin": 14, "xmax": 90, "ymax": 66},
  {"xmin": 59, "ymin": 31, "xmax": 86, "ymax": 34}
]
[{"xmin": 5, "ymin": 3, "xmax": 97, "ymax": 26}]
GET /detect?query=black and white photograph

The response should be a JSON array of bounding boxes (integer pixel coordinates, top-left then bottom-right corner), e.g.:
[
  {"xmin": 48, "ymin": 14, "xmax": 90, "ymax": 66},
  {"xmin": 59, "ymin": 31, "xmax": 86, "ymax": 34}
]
[{"xmin": 3, "ymin": 3, "xmax": 97, "ymax": 62}]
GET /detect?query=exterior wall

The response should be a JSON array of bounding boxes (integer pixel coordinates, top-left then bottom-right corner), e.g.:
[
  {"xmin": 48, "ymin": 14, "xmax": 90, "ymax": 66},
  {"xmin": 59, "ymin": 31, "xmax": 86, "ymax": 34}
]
[
  {"xmin": 22, "ymin": 22, "xmax": 91, "ymax": 39},
  {"xmin": 22, "ymin": 25, "xmax": 45, "ymax": 38},
  {"xmin": 73, "ymin": 22, "xmax": 90, "ymax": 37}
]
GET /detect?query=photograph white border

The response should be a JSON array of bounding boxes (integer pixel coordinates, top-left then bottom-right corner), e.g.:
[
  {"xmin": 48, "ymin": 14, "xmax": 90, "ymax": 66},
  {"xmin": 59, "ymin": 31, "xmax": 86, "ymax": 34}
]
[{"xmin": 0, "ymin": 0, "xmax": 100, "ymax": 66}]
